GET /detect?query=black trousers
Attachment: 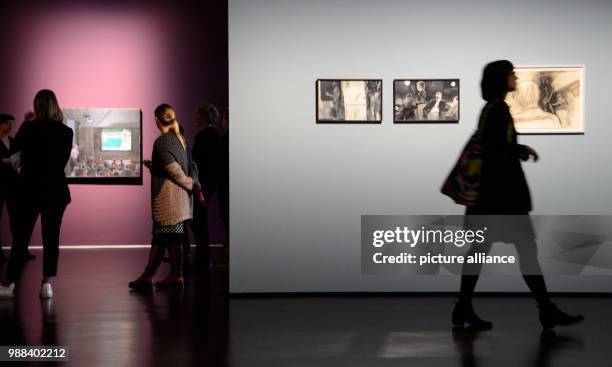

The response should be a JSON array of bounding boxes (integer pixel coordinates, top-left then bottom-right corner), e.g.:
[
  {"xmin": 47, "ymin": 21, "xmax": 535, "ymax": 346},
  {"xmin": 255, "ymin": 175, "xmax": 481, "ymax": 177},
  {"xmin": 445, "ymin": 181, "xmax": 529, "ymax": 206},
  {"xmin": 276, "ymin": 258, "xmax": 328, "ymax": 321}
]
[
  {"xmin": 193, "ymin": 191, "xmax": 215, "ymax": 268},
  {"xmin": 218, "ymin": 186, "xmax": 229, "ymax": 243},
  {"xmin": 6, "ymin": 201, "xmax": 67, "ymax": 281},
  {"xmin": 459, "ymin": 206, "xmax": 550, "ymax": 307},
  {"xmin": 0, "ymin": 184, "xmax": 19, "ymax": 247}
]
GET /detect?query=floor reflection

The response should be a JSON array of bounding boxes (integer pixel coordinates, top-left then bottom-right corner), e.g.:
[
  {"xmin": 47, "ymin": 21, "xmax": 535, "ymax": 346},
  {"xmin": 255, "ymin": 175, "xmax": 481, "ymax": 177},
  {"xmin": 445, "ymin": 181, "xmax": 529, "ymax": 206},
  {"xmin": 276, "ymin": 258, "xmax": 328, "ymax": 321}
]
[
  {"xmin": 0, "ymin": 249, "xmax": 603, "ymax": 367},
  {"xmin": 230, "ymin": 297, "xmax": 592, "ymax": 367}
]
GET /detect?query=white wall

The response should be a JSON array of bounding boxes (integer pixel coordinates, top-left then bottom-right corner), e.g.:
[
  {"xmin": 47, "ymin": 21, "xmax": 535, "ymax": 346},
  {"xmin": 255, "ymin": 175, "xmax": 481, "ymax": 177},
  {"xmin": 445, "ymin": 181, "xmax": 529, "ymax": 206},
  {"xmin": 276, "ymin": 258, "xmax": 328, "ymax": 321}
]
[{"xmin": 229, "ymin": 0, "xmax": 612, "ymax": 293}]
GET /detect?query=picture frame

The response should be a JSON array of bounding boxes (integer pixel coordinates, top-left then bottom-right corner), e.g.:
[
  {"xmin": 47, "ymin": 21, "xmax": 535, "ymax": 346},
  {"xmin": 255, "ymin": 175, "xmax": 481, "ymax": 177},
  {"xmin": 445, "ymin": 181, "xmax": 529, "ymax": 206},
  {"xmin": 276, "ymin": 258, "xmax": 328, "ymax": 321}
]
[
  {"xmin": 393, "ymin": 79, "xmax": 460, "ymax": 123},
  {"xmin": 63, "ymin": 108, "xmax": 143, "ymax": 185},
  {"xmin": 316, "ymin": 79, "xmax": 383, "ymax": 124},
  {"xmin": 507, "ymin": 65, "xmax": 585, "ymax": 134}
]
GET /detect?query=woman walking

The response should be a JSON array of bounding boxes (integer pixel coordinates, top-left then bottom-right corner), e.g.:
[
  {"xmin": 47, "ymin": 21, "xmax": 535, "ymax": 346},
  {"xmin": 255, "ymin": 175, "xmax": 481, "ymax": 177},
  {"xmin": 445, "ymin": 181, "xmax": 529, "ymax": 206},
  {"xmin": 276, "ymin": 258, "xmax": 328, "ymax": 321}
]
[{"xmin": 453, "ymin": 60, "xmax": 583, "ymax": 330}]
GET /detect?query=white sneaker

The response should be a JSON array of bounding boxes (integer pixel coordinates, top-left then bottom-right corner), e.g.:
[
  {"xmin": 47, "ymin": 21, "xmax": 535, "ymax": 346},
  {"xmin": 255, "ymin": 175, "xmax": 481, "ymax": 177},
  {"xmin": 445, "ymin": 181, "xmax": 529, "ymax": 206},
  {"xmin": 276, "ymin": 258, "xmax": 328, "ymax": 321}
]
[
  {"xmin": 40, "ymin": 282, "xmax": 53, "ymax": 299},
  {"xmin": 0, "ymin": 283, "xmax": 15, "ymax": 299}
]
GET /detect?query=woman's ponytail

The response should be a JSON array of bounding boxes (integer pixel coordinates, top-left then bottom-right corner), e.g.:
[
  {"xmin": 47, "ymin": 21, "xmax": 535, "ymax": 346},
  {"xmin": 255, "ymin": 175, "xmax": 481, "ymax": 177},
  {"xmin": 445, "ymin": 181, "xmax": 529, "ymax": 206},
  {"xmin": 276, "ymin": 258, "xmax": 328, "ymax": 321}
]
[
  {"xmin": 169, "ymin": 120, "xmax": 186, "ymax": 150},
  {"xmin": 155, "ymin": 103, "xmax": 186, "ymax": 150}
]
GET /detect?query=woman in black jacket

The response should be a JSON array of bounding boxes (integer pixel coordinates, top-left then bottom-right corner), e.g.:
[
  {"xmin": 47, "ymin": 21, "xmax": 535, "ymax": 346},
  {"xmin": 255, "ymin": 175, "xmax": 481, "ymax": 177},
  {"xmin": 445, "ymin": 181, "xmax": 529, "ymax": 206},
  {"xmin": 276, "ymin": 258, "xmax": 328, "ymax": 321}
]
[
  {"xmin": 453, "ymin": 61, "xmax": 583, "ymax": 330},
  {"xmin": 0, "ymin": 90, "xmax": 73, "ymax": 300}
]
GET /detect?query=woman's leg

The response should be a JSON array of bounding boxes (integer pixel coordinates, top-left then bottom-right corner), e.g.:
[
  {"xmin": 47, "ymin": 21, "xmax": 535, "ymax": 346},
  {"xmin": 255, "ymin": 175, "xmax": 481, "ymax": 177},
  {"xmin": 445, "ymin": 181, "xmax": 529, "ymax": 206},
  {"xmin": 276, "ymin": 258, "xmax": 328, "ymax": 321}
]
[
  {"xmin": 457, "ymin": 209, "xmax": 493, "ymax": 307},
  {"xmin": 156, "ymin": 234, "xmax": 184, "ymax": 288},
  {"xmin": 39, "ymin": 203, "xmax": 67, "ymax": 281},
  {"xmin": 457, "ymin": 241, "xmax": 493, "ymax": 306},
  {"xmin": 129, "ymin": 237, "xmax": 166, "ymax": 290},
  {"xmin": 512, "ymin": 234, "xmax": 552, "ymax": 307},
  {"xmin": 513, "ymin": 231, "xmax": 583, "ymax": 328},
  {"xmin": 454, "ymin": 209, "xmax": 494, "ymax": 328},
  {"xmin": 37, "ymin": 203, "xmax": 67, "ymax": 298},
  {"xmin": 454, "ymin": 240, "xmax": 494, "ymax": 329}
]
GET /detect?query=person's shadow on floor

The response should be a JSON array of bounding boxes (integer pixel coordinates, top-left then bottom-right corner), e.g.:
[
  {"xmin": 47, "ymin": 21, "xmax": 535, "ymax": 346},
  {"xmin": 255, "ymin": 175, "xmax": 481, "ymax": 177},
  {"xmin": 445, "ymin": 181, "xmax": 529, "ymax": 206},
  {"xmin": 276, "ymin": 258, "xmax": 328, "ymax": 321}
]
[{"xmin": 452, "ymin": 326, "xmax": 584, "ymax": 367}]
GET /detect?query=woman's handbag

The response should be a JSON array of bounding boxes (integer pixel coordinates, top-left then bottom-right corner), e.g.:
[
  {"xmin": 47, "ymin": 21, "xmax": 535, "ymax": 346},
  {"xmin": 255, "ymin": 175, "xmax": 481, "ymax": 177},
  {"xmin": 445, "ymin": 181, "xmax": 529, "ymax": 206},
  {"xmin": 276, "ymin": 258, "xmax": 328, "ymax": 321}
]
[
  {"xmin": 440, "ymin": 101, "xmax": 500, "ymax": 206},
  {"xmin": 440, "ymin": 131, "xmax": 483, "ymax": 206}
]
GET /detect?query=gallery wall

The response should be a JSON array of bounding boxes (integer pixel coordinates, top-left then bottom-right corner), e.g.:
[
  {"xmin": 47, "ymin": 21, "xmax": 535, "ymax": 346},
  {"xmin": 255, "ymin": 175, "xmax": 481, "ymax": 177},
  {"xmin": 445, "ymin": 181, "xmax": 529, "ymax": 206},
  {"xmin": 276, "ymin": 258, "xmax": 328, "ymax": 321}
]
[
  {"xmin": 229, "ymin": 0, "xmax": 612, "ymax": 292},
  {"xmin": 0, "ymin": 0, "xmax": 228, "ymax": 245}
]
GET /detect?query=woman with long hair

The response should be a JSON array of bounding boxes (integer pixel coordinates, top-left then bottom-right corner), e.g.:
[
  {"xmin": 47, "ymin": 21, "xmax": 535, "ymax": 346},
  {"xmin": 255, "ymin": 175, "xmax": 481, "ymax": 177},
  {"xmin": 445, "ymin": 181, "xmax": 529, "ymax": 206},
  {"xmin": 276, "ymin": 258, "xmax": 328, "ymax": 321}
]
[
  {"xmin": 129, "ymin": 104, "xmax": 200, "ymax": 290},
  {"xmin": 453, "ymin": 60, "xmax": 583, "ymax": 330},
  {"xmin": 0, "ymin": 89, "xmax": 73, "ymax": 299}
]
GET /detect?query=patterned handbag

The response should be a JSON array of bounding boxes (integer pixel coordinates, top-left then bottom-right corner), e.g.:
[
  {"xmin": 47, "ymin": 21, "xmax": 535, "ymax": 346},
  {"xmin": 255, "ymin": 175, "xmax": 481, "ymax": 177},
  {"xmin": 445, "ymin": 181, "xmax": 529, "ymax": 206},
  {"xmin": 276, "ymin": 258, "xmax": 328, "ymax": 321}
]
[
  {"xmin": 440, "ymin": 101, "xmax": 499, "ymax": 206},
  {"xmin": 440, "ymin": 131, "xmax": 483, "ymax": 206}
]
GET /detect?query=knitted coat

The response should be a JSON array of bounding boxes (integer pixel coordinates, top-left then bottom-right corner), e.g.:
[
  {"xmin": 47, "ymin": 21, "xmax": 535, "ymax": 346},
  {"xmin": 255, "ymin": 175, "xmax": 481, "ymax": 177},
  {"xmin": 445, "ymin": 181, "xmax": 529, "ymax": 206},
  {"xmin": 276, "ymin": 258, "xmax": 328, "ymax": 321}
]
[{"xmin": 151, "ymin": 132, "xmax": 199, "ymax": 226}]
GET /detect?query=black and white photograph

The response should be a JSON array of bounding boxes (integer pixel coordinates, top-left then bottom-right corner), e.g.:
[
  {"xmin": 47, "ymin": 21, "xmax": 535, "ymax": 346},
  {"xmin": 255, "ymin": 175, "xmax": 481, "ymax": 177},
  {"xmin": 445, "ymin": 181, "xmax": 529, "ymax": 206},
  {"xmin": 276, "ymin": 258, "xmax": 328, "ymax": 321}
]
[
  {"xmin": 316, "ymin": 79, "xmax": 382, "ymax": 123},
  {"xmin": 63, "ymin": 108, "xmax": 142, "ymax": 184},
  {"xmin": 393, "ymin": 79, "xmax": 460, "ymax": 123},
  {"xmin": 506, "ymin": 66, "xmax": 584, "ymax": 134}
]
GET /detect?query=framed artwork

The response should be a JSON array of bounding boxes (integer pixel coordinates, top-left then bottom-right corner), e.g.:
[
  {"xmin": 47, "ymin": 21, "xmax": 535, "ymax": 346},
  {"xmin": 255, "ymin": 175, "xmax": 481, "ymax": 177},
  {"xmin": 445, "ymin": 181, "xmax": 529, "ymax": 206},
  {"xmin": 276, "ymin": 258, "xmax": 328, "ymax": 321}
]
[
  {"xmin": 393, "ymin": 79, "xmax": 460, "ymax": 123},
  {"xmin": 507, "ymin": 65, "xmax": 584, "ymax": 134},
  {"xmin": 63, "ymin": 108, "xmax": 142, "ymax": 184},
  {"xmin": 316, "ymin": 79, "xmax": 382, "ymax": 123}
]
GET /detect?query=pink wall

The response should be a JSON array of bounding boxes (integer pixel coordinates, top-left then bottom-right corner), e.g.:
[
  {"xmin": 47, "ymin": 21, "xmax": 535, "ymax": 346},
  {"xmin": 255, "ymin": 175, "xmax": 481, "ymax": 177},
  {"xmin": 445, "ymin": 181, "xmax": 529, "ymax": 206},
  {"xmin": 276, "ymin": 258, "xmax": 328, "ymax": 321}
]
[{"xmin": 0, "ymin": 0, "xmax": 228, "ymax": 245}]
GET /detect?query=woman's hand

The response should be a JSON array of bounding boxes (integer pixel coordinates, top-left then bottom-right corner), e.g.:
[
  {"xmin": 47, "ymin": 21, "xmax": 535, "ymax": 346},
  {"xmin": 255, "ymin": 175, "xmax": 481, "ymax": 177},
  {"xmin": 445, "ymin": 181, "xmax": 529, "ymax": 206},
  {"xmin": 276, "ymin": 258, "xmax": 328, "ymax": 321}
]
[{"xmin": 521, "ymin": 146, "xmax": 539, "ymax": 162}]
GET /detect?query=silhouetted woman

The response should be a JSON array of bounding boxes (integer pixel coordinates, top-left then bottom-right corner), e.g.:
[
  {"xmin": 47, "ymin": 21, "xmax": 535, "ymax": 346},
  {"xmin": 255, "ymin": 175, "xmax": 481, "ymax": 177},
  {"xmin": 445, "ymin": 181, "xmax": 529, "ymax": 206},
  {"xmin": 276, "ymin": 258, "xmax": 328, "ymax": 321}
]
[
  {"xmin": 129, "ymin": 104, "xmax": 200, "ymax": 290},
  {"xmin": 453, "ymin": 60, "xmax": 583, "ymax": 330},
  {"xmin": 0, "ymin": 90, "xmax": 73, "ymax": 299}
]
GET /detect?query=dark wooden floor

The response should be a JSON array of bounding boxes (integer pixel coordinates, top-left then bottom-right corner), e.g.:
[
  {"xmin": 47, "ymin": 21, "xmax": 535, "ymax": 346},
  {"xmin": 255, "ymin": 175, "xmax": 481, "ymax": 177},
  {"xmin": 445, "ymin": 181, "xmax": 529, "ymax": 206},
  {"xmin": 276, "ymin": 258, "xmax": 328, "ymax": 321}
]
[
  {"xmin": 0, "ymin": 248, "xmax": 610, "ymax": 367},
  {"xmin": 0, "ymin": 248, "xmax": 229, "ymax": 366}
]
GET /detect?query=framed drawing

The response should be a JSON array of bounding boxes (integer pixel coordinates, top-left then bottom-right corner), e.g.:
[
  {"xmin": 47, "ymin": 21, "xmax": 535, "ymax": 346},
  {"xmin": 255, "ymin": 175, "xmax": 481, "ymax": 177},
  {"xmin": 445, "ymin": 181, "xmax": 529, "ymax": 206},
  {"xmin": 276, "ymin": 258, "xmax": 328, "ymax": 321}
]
[
  {"xmin": 63, "ymin": 108, "xmax": 142, "ymax": 184},
  {"xmin": 506, "ymin": 66, "xmax": 584, "ymax": 134},
  {"xmin": 316, "ymin": 79, "xmax": 382, "ymax": 123},
  {"xmin": 393, "ymin": 79, "xmax": 460, "ymax": 123}
]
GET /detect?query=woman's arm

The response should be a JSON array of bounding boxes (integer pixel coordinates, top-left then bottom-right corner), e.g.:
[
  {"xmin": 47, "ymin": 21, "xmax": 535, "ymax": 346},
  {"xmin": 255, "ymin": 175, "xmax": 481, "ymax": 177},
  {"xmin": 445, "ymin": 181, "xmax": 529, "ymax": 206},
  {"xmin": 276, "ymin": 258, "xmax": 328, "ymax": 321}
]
[
  {"xmin": 163, "ymin": 161, "xmax": 194, "ymax": 192},
  {"xmin": 155, "ymin": 138, "xmax": 194, "ymax": 192},
  {"xmin": 60, "ymin": 128, "xmax": 74, "ymax": 167}
]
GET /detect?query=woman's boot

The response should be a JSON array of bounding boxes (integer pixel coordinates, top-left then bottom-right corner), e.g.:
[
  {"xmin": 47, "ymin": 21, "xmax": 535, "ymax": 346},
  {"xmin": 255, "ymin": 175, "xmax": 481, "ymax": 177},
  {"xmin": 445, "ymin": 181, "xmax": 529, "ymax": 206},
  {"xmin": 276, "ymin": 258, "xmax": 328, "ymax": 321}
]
[
  {"xmin": 452, "ymin": 301, "xmax": 493, "ymax": 330},
  {"xmin": 155, "ymin": 245, "xmax": 184, "ymax": 288},
  {"xmin": 539, "ymin": 302, "xmax": 584, "ymax": 329},
  {"xmin": 129, "ymin": 245, "xmax": 164, "ymax": 290}
]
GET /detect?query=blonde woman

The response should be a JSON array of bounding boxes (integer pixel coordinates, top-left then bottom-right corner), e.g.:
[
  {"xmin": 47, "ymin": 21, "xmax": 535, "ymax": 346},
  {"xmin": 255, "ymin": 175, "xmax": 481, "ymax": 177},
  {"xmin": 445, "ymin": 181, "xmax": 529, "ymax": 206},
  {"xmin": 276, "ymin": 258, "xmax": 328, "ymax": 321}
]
[{"xmin": 129, "ymin": 104, "xmax": 200, "ymax": 290}]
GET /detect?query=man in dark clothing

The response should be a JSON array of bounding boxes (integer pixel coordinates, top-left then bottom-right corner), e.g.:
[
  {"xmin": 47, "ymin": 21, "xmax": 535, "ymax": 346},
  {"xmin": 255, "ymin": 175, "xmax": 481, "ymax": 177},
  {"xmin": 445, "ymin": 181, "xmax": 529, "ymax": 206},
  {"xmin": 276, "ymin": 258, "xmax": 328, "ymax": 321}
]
[
  {"xmin": 0, "ymin": 114, "xmax": 18, "ymax": 263},
  {"xmin": 191, "ymin": 103, "xmax": 221, "ymax": 274},
  {"xmin": 218, "ymin": 108, "xmax": 229, "ymax": 246}
]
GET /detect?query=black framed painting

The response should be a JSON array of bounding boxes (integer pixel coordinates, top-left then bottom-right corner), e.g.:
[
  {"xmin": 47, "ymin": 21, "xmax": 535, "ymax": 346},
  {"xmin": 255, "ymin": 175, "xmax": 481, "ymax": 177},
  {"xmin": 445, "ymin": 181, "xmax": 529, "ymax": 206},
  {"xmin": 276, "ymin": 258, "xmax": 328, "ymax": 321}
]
[
  {"xmin": 316, "ymin": 79, "xmax": 382, "ymax": 123},
  {"xmin": 63, "ymin": 108, "xmax": 142, "ymax": 185},
  {"xmin": 393, "ymin": 79, "xmax": 460, "ymax": 123}
]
